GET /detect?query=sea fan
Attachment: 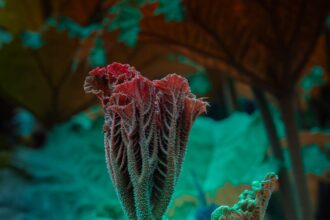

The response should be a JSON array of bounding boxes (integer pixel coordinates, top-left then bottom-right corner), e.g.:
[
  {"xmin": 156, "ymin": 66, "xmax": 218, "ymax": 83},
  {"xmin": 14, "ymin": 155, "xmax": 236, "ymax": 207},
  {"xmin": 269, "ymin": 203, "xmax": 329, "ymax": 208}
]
[{"xmin": 84, "ymin": 62, "xmax": 207, "ymax": 219}]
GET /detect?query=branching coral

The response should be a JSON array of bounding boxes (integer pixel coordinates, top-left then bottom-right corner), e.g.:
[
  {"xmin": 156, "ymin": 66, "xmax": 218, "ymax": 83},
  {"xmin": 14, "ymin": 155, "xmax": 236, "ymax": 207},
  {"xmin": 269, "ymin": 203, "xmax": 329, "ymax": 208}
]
[
  {"xmin": 211, "ymin": 173, "xmax": 278, "ymax": 220},
  {"xmin": 84, "ymin": 62, "xmax": 207, "ymax": 220}
]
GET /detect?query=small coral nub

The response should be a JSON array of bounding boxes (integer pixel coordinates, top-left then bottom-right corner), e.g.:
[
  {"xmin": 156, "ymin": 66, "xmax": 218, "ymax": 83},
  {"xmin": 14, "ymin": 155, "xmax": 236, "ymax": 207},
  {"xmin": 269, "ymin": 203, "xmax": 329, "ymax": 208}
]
[{"xmin": 211, "ymin": 173, "xmax": 279, "ymax": 220}]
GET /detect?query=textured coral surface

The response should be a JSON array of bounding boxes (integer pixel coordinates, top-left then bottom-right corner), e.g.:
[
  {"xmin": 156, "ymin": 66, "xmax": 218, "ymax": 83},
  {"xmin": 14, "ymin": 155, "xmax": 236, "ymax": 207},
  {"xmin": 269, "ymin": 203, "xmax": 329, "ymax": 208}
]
[
  {"xmin": 84, "ymin": 62, "xmax": 207, "ymax": 219},
  {"xmin": 211, "ymin": 173, "xmax": 278, "ymax": 220}
]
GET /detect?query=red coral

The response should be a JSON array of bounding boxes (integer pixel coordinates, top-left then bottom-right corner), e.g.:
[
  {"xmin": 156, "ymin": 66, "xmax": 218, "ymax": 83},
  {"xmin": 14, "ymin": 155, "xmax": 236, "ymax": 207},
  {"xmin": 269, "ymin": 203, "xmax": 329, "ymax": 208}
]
[
  {"xmin": 84, "ymin": 62, "xmax": 138, "ymax": 106},
  {"xmin": 84, "ymin": 62, "xmax": 208, "ymax": 219}
]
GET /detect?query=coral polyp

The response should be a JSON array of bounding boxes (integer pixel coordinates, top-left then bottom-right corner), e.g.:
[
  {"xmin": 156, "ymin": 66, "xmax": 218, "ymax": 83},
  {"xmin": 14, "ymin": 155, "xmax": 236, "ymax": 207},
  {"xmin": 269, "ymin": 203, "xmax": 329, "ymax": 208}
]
[{"xmin": 84, "ymin": 62, "xmax": 207, "ymax": 219}]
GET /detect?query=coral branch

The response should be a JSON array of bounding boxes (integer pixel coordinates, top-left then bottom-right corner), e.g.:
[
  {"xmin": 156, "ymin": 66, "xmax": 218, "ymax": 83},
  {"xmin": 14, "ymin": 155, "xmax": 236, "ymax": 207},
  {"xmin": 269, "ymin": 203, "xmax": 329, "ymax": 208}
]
[{"xmin": 211, "ymin": 173, "xmax": 279, "ymax": 220}]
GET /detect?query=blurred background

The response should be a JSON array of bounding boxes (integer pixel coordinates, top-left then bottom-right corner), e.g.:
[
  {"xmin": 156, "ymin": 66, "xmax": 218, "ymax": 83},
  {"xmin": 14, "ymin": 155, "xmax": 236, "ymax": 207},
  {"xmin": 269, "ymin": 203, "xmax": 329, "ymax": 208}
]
[{"xmin": 0, "ymin": 0, "xmax": 329, "ymax": 219}]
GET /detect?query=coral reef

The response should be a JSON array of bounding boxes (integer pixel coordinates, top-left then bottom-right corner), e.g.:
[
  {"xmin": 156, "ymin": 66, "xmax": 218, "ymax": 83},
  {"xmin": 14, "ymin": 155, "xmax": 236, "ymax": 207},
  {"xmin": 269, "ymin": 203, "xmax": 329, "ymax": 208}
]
[
  {"xmin": 211, "ymin": 173, "xmax": 278, "ymax": 220},
  {"xmin": 84, "ymin": 62, "xmax": 207, "ymax": 219}
]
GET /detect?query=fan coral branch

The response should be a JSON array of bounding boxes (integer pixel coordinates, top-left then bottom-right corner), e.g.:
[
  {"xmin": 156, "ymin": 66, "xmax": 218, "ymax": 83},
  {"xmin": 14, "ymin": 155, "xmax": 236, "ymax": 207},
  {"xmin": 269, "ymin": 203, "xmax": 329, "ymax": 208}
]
[
  {"xmin": 84, "ymin": 62, "xmax": 207, "ymax": 220},
  {"xmin": 211, "ymin": 173, "xmax": 279, "ymax": 220}
]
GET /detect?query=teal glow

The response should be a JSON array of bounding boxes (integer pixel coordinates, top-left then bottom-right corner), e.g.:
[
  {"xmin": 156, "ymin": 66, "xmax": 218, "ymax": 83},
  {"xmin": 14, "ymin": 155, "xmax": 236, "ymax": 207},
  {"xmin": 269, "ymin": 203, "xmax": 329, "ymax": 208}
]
[
  {"xmin": 284, "ymin": 144, "xmax": 330, "ymax": 176},
  {"xmin": 108, "ymin": 1, "xmax": 142, "ymax": 47},
  {"xmin": 203, "ymin": 112, "xmax": 283, "ymax": 192},
  {"xmin": 13, "ymin": 109, "xmax": 36, "ymax": 136},
  {"xmin": 154, "ymin": 0, "xmax": 184, "ymax": 21},
  {"xmin": 300, "ymin": 65, "xmax": 325, "ymax": 98},
  {"xmin": 188, "ymin": 72, "xmax": 212, "ymax": 95},
  {"xmin": 49, "ymin": 17, "xmax": 101, "ymax": 39},
  {"xmin": 0, "ymin": 28, "xmax": 12, "ymax": 47},
  {"xmin": 88, "ymin": 37, "xmax": 107, "ymax": 67},
  {"xmin": 0, "ymin": 0, "xmax": 5, "ymax": 8},
  {"xmin": 326, "ymin": 15, "xmax": 330, "ymax": 29},
  {"xmin": 21, "ymin": 31, "xmax": 43, "ymax": 49}
]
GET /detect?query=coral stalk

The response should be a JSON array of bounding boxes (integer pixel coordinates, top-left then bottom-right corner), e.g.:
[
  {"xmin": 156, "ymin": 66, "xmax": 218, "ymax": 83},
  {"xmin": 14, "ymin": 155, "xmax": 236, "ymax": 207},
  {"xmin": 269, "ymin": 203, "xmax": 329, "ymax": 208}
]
[{"xmin": 84, "ymin": 62, "xmax": 207, "ymax": 219}]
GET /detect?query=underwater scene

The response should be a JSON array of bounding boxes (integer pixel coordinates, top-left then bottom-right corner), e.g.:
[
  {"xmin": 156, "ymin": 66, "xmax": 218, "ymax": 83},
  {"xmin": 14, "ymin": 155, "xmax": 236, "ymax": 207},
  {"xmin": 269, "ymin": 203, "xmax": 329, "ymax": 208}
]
[{"xmin": 0, "ymin": 1, "xmax": 330, "ymax": 220}]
